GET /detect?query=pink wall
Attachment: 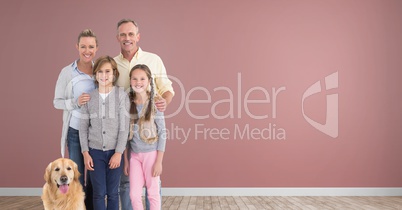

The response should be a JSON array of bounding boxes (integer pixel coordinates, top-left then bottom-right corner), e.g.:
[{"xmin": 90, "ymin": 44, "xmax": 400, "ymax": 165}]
[{"xmin": 1, "ymin": 0, "xmax": 402, "ymax": 187}]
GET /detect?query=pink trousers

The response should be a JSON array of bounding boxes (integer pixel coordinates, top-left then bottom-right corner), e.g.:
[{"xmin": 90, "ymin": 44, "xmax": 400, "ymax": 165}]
[{"xmin": 129, "ymin": 151, "xmax": 160, "ymax": 210}]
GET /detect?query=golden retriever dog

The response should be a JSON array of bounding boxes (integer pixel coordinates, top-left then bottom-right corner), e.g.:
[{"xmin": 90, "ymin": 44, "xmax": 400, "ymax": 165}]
[{"xmin": 41, "ymin": 158, "xmax": 86, "ymax": 210}]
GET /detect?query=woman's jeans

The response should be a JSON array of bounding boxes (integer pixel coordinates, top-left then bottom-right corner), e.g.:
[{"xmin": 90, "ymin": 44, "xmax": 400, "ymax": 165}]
[{"xmin": 67, "ymin": 127, "xmax": 93, "ymax": 209}]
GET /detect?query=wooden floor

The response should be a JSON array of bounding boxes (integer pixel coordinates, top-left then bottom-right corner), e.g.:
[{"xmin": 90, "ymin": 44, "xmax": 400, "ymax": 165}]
[{"xmin": 1, "ymin": 196, "xmax": 402, "ymax": 209}]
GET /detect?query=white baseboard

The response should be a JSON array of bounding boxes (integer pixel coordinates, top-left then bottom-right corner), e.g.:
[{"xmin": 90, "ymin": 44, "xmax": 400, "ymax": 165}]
[
  {"xmin": 1, "ymin": 187, "xmax": 402, "ymax": 196},
  {"xmin": 162, "ymin": 188, "xmax": 402, "ymax": 196},
  {"xmin": 0, "ymin": 188, "xmax": 42, "ymax": 196}
]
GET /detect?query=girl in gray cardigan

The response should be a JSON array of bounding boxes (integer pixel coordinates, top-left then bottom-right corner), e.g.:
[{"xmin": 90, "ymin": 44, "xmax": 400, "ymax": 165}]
[{"xmin": 79, "ymin": 56, "xmax": 130, "ymax": 210}]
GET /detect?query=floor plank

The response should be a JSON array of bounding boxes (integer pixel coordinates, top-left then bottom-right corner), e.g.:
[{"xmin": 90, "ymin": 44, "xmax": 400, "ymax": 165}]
[{"xmin": 1, "ymin": 196, "xmax": 402, "ymax": 209}]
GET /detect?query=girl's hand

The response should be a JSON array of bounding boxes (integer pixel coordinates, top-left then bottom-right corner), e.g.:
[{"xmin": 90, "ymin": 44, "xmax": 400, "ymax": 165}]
[
  {"xmin": 109, "ymin": 153, "xmax": 122, "ymax": 169},
  {"xmin": 83, "ymin": 152, "xmax": 94, "ymax": 171},
  {"xmin": 152, "ymin": 162, "xmax": 162, "ymax": 177},
  {"xmin": 123, "ymin": 148, "xmax": 129, "ymax": 176},
  {"xmin": 124, "ymin": 161, "xmax": 129, "ymax": 176}
]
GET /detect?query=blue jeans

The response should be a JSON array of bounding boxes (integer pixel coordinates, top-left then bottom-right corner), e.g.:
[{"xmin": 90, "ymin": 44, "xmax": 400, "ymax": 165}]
[
  {"xmin": 67, "ymin": 127, "xmax": 93, "ymax": 210},
  {"xmin": 89, "ymin": 148, "xmax": 122, "ymax": 210},
  {"xmin": 67, "ymin": 127, "xmax": 86, "ymax": 186},
  {"xmin": 120, "ymin": 151, "xmax": 161, "ymax": 210}
]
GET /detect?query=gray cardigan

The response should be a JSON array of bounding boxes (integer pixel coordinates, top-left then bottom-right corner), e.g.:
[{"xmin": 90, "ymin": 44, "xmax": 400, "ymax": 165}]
[
  {"xmin": 79, "ymin": 87, "xmax": 130, "ymax": 154},
  {"xmin": 53, "ymin": 62, "xmax": 80, "ymax": 157}
]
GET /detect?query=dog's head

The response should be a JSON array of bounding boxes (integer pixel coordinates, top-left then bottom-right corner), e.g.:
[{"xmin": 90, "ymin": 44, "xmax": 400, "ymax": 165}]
[{"xmin": 44, "ymin": 158, "xmax": 80, "ymax": 194}]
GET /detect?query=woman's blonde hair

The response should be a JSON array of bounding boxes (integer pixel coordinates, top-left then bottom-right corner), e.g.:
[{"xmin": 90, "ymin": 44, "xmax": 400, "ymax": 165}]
[{"xmin": 78, "ymin": 29, "xmax": 98, "ymax": 46}]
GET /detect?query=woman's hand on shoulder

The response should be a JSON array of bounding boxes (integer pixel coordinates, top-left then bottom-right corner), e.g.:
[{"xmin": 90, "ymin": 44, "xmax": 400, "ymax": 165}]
[{"xmin": 78, "ymin": 93, "xmax": 91, "ymax": 106}]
